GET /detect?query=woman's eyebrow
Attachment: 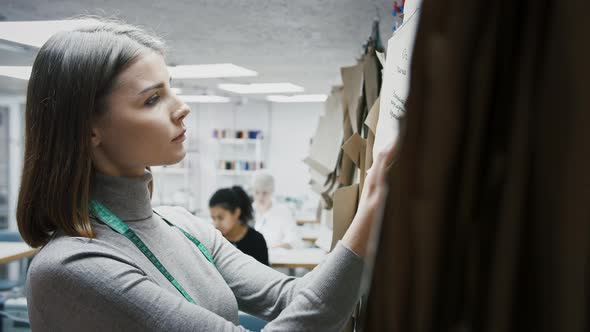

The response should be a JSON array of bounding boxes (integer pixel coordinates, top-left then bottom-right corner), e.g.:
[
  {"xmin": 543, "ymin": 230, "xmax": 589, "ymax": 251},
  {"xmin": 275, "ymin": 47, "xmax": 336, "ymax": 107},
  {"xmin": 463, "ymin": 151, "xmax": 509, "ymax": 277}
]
[{"xmin": 138, "ymin": 82, "xmax": 165, "ymax": 95}]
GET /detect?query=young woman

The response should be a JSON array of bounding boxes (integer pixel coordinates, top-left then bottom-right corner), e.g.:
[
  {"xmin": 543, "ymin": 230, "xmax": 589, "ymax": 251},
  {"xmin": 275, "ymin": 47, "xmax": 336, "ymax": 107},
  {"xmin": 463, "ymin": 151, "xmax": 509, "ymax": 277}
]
[
  {"xmin": 17, "ymin": 19, "xmax": 395, "ymax": 331},
  {"xmin": 209, "ymin": 186, "xmax": 269, "ymax": 265}
]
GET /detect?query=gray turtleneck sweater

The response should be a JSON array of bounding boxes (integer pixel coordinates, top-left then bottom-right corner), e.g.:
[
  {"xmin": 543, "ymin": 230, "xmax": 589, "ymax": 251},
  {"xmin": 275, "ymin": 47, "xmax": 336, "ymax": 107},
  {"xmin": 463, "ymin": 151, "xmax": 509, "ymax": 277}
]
[{"xmin": 25, "ymin": 172, "xmax": 364, "ymax": 331}]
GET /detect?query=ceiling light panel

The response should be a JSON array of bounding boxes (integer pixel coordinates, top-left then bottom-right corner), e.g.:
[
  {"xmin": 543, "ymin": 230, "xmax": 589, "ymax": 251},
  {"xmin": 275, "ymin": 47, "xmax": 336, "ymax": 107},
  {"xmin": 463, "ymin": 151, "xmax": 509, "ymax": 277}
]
[
  {"xmin": 178, "ymin": 95, "xmax": 231, "ymax": 103},
  {"xmin": 168, "ymin": 64, "xmax": 257, "ymax": 79},
  {"xmin": 218, "ymin": 83, "xmax": 304, "ymax": 94},
  {"xmin": 0, "ymin": 19, "xmax": 99, "ymax": 48},
  {"xmin": 0, "ymin": 66, "xmax": 32, "ymax": 80},
  {"xmin": 266, "ymin": 94, "xmax": 328, "ymax": 103}
]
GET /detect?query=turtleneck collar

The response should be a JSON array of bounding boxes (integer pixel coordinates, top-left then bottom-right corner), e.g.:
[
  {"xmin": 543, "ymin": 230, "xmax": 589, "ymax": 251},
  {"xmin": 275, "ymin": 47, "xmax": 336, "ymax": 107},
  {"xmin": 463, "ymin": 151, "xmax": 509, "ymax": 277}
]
[{"xmin": 90, "ymin": 170, "xmax": 153, "ymax": 221}]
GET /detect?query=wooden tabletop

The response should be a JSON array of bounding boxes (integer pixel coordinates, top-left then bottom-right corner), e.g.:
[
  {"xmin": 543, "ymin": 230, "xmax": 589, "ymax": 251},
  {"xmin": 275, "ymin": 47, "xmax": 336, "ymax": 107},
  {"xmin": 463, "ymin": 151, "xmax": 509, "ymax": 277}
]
[
  {"xmin": 296, "ymin": 219, "xmax": 320, "ymax": 226},
  {"xmin": 300, "ymin": 228, "xmax": 319, "ymax": 243},
  {"xmin": 269, "ymin": 248, "xmax": 327, "ymax": 269},
  {"xmin": 0, "ymin": 242, "xmax": 38, "ymax": 264}
]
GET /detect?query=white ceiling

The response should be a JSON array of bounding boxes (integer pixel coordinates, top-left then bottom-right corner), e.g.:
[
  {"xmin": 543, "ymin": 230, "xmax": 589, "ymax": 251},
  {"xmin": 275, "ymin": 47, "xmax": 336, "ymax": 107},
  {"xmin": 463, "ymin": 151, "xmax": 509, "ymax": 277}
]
[{"xmin": 0, "ymin": 0, "xmax": 400, "ymax": 99}]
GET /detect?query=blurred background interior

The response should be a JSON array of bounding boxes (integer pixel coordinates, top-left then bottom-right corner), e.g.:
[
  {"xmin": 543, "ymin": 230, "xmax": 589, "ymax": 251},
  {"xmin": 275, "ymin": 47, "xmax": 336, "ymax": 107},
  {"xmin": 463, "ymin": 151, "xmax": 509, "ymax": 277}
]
[{"xmin": 0, "ymin": 1, "xmax": 407, "ymax": 330}]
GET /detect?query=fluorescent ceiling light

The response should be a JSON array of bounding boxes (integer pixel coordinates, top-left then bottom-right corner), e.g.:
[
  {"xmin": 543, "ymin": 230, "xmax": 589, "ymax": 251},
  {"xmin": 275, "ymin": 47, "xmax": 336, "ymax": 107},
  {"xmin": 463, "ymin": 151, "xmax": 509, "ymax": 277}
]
[
  {"xmin": 266, "ymin": 94, "xmax": 328, "ymax": 103},
  {"xmin": 218, "ymin": 83, "xmax": 304, "ymax": 94},
  {"xmin": 0, "ymin": 19, "xmax": 99, "ymax": 48},
  {"xmin": 179, "ymin": 95, "xmax": 230, "ymax": 103},
  {"xmin": 168, "ymin": 64, "xmax": 257, "ymax": 79},
  {"xmin": 0, "ymin": 66, "xmax": 32, "ymax": 80}
]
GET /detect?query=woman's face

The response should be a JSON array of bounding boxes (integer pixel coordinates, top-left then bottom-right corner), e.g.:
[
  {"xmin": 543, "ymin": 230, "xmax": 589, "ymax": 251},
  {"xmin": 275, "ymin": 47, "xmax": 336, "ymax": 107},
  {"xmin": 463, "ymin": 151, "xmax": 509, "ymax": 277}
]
[
  {"xmin": 210, "ymin": 206, "xmax": 241, "ymax": 236},
  {"xmin": 253, "ymin": 188, "xmax": 272, "ymax": 208},
  {"xmin": 91, "ymin": 51, "xmax": 191, "ymax": 176}
]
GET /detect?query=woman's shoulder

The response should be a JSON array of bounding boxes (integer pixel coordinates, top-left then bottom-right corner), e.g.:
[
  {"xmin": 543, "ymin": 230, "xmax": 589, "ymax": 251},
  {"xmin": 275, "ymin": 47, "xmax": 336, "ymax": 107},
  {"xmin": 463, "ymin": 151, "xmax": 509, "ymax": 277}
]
[
  {"xmin": 28, "ymin": 232, "xmax": 135, "ymax": 285},
  {"xmin": 247, "ymin": 226, "xmax": 267, "ymax": 243},
  {"xmin": 34, "ymin": 231, "xmax": 135, "ymax": 261}
]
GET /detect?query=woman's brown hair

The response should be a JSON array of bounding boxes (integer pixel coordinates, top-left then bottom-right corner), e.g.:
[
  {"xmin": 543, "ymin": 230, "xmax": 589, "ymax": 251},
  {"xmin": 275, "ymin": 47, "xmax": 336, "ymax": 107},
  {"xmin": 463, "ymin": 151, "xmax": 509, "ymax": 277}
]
[{"xmin": 17, "ymin": 20, "xmax": 164, "ymax": 247}]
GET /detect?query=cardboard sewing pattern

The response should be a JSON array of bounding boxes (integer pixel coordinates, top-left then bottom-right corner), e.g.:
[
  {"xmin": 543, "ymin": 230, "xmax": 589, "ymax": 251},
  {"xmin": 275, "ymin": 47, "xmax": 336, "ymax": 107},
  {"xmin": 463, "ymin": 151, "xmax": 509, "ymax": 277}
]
[
  {"xmin": 342, "ymin": 133, "xmax": 367, "ymax": 194},
  {"xmin": 365, "ymin": 97, "xmax": 380, "ymax": 135},
  {"xmin": 365, "ymin": 98, "xmax": 381, "ymax": 171},
  {"xmin": 303, "ymin": 88, "xmax": 344, "ymax": 177},
  {"xmin": 330, "ymin": 183, "xmax": 359, "ymax": 250},
  {"xmin": 330, "ymin": 133, "xmax": 368, "ymax": 250},
  {"xmin": 309, "ymin": 181, "xmax": 325, "ymax": 196},
  {"xmin": 309, "ymin": 167, "xmax": 326, "ymax": 189},
  {"xmin": 363, "ymin": 53, "xmax": 380, "ymax": 117},
  {"xmin": 309, "ymin": 172, "xmax": 325, "ymax": 195},
  {"xmin": 338, "ymin": 111, "xmax": 355, "ymax": 187},
  {"xmin": 373, "ymin": 7, "xmax": 421, "ymax": 162},
  {"xmin": 309, "ymin": 167, "xmax": 335, "ymax": 209},
  {"xmin": 341, "ymin": 63, "xmax": 364, "ymax": 134},
  {"xmin": 330, "ymin": 55, "xmax": 380, "ymax": 251}
]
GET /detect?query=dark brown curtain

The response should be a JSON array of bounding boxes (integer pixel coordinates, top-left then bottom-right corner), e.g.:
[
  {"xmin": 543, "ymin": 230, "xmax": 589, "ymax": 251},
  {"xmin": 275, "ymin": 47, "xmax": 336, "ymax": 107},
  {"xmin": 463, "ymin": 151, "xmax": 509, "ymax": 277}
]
[{"xmin": 364, "ymin": 0, "xmax": 590, "ymax": 331}]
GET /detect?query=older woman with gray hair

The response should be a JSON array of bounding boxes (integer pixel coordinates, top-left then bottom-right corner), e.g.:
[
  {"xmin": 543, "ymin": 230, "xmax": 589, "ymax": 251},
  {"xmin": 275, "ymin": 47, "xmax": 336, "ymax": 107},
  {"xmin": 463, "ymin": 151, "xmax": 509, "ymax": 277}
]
[{"xmin": 251, "ymin": 172, "xmax": 303, "ymax": 249}]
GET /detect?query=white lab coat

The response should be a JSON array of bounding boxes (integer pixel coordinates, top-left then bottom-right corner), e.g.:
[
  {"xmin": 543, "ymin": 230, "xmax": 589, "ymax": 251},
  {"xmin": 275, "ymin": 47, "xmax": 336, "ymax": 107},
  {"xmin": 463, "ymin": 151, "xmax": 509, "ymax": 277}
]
[{"xmin": 254, "ymin": 202, "xmax": 303, "ymax": 249}]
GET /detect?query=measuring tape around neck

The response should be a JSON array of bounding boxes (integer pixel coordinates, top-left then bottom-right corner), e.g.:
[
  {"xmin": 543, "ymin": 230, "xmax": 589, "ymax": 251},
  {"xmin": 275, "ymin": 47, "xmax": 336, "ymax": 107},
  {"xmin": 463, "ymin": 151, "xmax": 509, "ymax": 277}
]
[{"xmin": 89, "ymin": 200, "xmax": 215, "ymax": 304}]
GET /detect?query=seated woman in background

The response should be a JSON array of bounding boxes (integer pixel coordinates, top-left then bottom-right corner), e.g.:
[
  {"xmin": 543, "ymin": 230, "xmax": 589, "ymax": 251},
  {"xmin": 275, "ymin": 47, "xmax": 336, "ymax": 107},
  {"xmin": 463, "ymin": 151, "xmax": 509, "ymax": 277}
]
[
  {"xmin": 209, "ymin": 186, "xmax": 269, "ymax": 265},
  {"xmin": 252, "ymin": 172, "xmax": 303, "ymax": 249}
]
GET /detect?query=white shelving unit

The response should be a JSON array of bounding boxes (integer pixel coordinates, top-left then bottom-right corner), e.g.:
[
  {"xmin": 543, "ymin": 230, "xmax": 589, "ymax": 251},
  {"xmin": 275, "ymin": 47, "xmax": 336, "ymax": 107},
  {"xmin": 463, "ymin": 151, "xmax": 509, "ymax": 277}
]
[
  {"xmin": 211, "ymin": 132, "xmax": 266, "ymax": 189},
  {"xmin": 194, "ymin": 104, "xmax": 272, "ymax": 212},
  {"xmin": 216, "ymin": 138, "xmax": 261, "ymax": 145}
]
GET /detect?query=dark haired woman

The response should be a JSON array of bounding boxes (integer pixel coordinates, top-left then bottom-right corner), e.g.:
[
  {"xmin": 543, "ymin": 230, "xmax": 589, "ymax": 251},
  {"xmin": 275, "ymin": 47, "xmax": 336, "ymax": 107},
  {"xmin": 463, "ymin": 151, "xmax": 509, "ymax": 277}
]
[
  {"xmin": 17, "ymin": 18, "xmax": 396, "ymax": 331},
  {"xmin": 209, "ymin": 186, "xmax": 269, "ymax": 265}
]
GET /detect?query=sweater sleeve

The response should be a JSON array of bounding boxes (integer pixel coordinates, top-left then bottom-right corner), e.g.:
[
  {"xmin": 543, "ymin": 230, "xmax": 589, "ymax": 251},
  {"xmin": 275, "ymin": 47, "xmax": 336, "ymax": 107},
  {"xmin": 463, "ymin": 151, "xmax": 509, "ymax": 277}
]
[
  {"xmin": 207, "ymin": 218, "xmax": 365, "ymax": 331},
  {"xmin": 157, "ymin": 206, "xmax": 366, "ymax": 331},
  {"xmin": 26, "ymin": 237, "xmax": 251, "ymax": 332},
  {"xmin": 264, "ymin": 242, "xmax": 364, "ymax": 331}
]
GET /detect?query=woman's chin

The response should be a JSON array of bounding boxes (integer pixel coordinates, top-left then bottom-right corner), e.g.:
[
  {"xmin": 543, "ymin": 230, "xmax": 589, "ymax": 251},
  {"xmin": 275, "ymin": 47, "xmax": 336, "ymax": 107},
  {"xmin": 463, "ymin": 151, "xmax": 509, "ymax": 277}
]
[
  {"xmin": 167, "ymin": 150, "xmax": 187, "ymax": 165},
  {"xmin": 150, "ymin": 153, "xmax": 186, "ymax": 167}
]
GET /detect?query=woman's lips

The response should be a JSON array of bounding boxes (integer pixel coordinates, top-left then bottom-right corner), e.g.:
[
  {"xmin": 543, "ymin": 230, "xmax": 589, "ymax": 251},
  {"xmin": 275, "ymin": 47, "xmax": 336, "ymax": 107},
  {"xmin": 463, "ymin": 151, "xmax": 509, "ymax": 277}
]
[{"xmin": 172, "ymin": 129, "xmax": 186, "ymax": 142}]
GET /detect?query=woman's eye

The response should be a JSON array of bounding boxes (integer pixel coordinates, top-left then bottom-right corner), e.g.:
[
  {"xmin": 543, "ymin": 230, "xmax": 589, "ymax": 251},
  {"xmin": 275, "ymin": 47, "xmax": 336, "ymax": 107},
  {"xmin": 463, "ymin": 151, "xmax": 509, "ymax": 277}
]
[{"xmin": 145, "ymin": 93, "xmax": 160, "ymax": 106}]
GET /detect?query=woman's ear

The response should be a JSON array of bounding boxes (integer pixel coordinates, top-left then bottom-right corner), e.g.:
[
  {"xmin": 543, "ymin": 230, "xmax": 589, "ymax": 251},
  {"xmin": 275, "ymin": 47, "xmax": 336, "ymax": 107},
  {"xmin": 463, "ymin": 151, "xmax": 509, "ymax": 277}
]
[
  {"xmin": 90, "ymin": 127, "xmax": 101, "ymax": 147},
  {"xmin": 232, "ymin": 207, "xmax": 242, "ymax": 220}
]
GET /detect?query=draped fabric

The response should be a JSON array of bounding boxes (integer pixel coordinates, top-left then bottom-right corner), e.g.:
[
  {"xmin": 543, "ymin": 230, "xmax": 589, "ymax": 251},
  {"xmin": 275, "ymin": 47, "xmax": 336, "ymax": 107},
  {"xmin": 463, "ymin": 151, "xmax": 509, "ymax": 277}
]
[{"xmin": 364, "ymin": 0, "xmax": 590, "ymax": 331}]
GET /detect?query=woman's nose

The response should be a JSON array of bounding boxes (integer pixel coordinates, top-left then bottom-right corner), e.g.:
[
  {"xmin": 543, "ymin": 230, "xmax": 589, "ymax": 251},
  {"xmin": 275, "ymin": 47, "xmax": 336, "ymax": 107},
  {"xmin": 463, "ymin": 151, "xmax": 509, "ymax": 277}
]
[
  {"xmin": 172, "ymin": 96, "xmax": 191, "ymax": 122},
  {"xmin": 172, "ymin": 99, "xmax": 191, "ymax": 123}
]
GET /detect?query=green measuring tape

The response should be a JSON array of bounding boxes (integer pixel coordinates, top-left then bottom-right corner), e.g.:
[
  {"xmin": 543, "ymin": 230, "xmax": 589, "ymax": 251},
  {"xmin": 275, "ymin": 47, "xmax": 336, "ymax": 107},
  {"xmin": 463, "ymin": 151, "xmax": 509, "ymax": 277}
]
[{"xmin": 89, "ymin": 199, "xmax": 215, "ymax": 304}]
